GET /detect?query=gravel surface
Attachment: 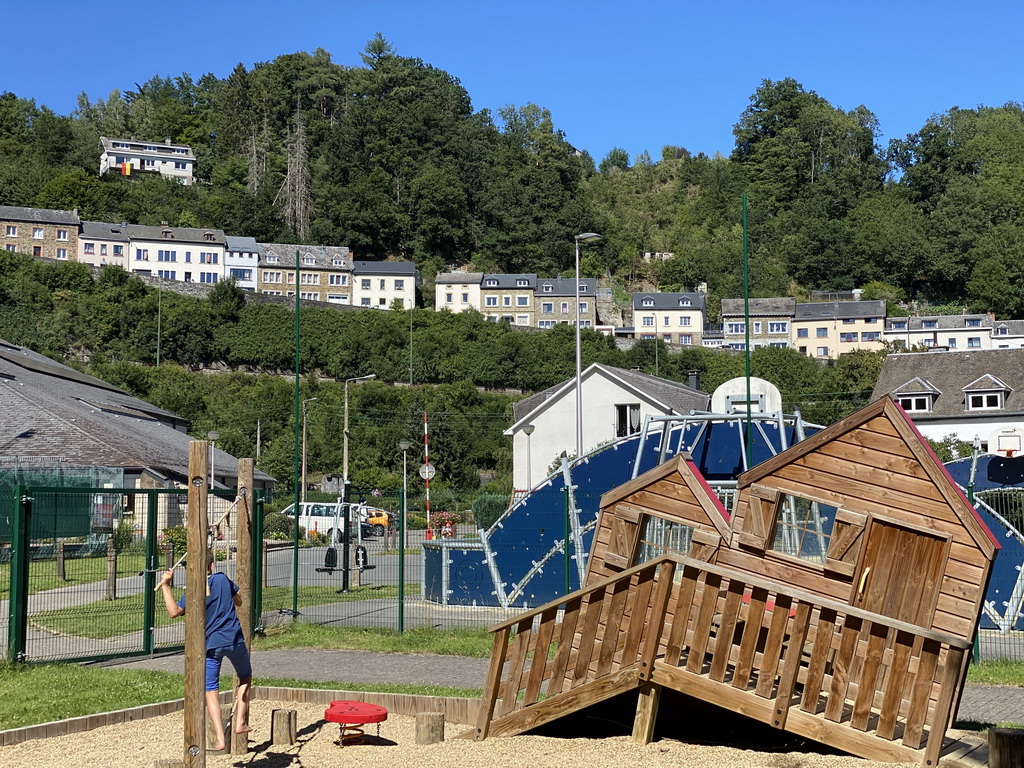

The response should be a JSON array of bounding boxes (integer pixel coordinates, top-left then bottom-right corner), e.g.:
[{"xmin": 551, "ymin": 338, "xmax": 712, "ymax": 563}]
[{"xmin": 0, "ymin": 701, "xmax": 916, "ymax": 768}]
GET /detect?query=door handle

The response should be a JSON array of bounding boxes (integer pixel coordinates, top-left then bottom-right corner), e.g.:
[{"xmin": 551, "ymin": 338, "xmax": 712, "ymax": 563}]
[{"xmin": 857, "ymin": 567, "xmax": 871, "ymax": 601}]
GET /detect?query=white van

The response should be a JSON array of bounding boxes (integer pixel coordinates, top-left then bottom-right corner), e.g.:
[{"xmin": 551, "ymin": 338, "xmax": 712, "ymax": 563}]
[{"xmin": 278, "ymin": 501, "xmax": 379, "ymax": 542}]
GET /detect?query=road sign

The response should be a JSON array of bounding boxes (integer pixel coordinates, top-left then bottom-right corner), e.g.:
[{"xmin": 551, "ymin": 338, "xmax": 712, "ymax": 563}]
[{"xmin": 419, "ymin": 462, "xmax": 436, "ymax": 480}]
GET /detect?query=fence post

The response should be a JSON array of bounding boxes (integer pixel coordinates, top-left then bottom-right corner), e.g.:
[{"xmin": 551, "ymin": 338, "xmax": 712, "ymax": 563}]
[
  {"xmin": 7, "ymin": 487, "xmax": 30, "ymax": 662},
  {"xmin": 143, "ymin": 490, "xmax": 158, "ymax": 654},
  {"xmin": 56, "ymin": 541, "xmax": 65, "ymax": 581},
  {"xmin": 106, "ymin": 536, "xmax": 117, "ymax": 600}
]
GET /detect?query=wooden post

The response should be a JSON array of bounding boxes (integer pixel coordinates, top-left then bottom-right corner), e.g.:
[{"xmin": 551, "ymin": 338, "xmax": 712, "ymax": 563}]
[
  {"xmin": 990, "ymin": 728, "xmax": 1024, "ymax": 768},
  {"xmin": 416, "ymin": 712, "xmax": 445, "ymax": 744},
  {"xmin": 56, "ymin": 541, "xmax": 65, "ymax": 581},
  {"xmin": 231, "ymin": 459, "xmax": 254, "ymax": 756},
  {"xmin": 207, "ymin": 701, "xmax": 231, "ymax": 755},
  {"xmin": 184, "ymin": 440, "xmax": 209, "ymax": 768},
  {"xmin": 106, "ymin": 536, "xmax": 117, "ymax": 600},
  {"xmin": 271, "ymin": 709, "xmax": 297, "ymax": 745},
  {"xmin": 632, "ymin": 682, "xmax": 661, "ymax": 744}
]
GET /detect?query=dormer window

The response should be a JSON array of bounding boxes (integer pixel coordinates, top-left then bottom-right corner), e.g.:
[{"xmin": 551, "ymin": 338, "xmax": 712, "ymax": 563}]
[
  {"xmin": 891, "ymin": 321, "xmax": 907, "ymax": 330},
  {"xmin": 485, "ymin": 279, "xmax": 498, "ymax": 287},
  {"xmin": 542, "ymin": 284, "xmax": 552, "ymax": 292},
  {"xmin": 267, "ymin": 255, "xmax": 279, "ymax": 264},
  {"xmin": 898, "ymin": 395, "xmax": 932, "ymax": 413},
  {"xmin": 965, "ymin": 318, "xmax": 982, "ymax": 327},
  {"xmin": 678, "ymin": 299, "xmax": 691, "ymax": 307},
  {"xmin": 968, "ymin": 392, "xmax": 1003, "ymax": 410},
  {"xmin": 204, "ymin": 232, "xmax": 215, "ymax": 241},
  {"xmin": 162, "ymin": 229, "xmax": 173, "ymax": 239},
  {"xmin": 516, "ymin": 279, "xmax": 528, "ymax": 287},
  {"xmin": 923, "ymin": 320, "xmax": 937, "ymax": 329},
  {"xmin": 303, "ymin": 256, "xmax": 315, "ymax": 265},
  {"xmin": 333, "ymin": 259, "xmax": 344, "ymax": 267},
  {"xmin": 998, "ymin": 326, "xmax": 1009, "ymax": 336},
  {"xmin": 578, "ymin": 283, "xmax": 586, "ymax": 292},
  {"xmin": 642, "ymin": 299, "xmax": 654, "ymax": 307}
]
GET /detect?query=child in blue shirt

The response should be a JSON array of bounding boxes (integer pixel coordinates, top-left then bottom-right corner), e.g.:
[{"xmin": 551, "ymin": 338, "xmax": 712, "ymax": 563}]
[{"xmin": 159, "ymin": 549, "xmax": 252, "ymax": 751}]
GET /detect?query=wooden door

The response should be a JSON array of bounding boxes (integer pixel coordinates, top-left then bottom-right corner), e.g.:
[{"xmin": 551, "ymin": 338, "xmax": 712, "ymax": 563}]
[{"xmin": 853, "ymin": 518, "xmax": 948, "ymax": 627}]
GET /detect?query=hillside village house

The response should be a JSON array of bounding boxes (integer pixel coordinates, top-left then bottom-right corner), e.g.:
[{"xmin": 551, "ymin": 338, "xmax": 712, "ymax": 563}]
[
  {"xmin": 1, "ymin": 206, "xmax": 80, "ymax": 262},
  {"xmin": 225, "ymin": 235, "xmax": 259, "ymax": 291},
  {"xmin": 258, "ymin": 243, "xmax": 354, "ymax": 303},
  {"xmin": 435, "ymin": 272, "xmax": 483, "ymax": 314},
  {"xmin": 721, "ymin": 297, "xmax": 796, "ymax": 350},
  {"xmin": 792, "ymin": 299, "xmax": 887, "ymax": 359},
  {"xmin": 504, "ymin": 363, "xmax": 709, "ymax": 491},
  {"xmin": 118, "ymin": 224, "xmax": 227, "ymax": 284},
  {"xmin": 352, "ymin": 260, "xmax": 418, "ymax": 309},
  {"xmin": 872, "ymin": 348, "xmax": 1024, "ymax": 446},
  {"xmin": 77, "ymin": 221, "xmax": 128, "ymax": 267},
  {"xmin": 886, "ymin": 313, "xmax": 993, "ymax": 351},
  {"xmin": 99, "ymin": 137, "xmax": 195, "ymax": 185},
  {"xmin": 479, "ymin": 273, "xmax": 537, "ymax": 325},
  {"xmin": 632, "ymin": 291, "xmax": 705, "ymax": 345},
  {"xmin": 535, "ymin": 277, "xmax": 596, "ymax": 330}
]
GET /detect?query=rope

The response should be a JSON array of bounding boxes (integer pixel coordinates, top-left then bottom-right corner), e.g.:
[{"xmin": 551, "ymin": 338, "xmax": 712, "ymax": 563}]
[{"xmin": 154, "ymin": 494, "xmax": 243, "ymax": 591}]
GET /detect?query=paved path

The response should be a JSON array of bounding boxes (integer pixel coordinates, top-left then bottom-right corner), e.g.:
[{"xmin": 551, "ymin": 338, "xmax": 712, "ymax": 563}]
[{"xmin": 107, "ymin": 649, "xmax": 1024, "ymax": 725}]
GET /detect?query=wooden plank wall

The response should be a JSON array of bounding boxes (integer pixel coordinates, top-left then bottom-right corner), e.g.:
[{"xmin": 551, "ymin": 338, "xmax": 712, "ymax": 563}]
[{"xmin": 723, "ymin": 414, "xmax": 988, "ymax": 642}]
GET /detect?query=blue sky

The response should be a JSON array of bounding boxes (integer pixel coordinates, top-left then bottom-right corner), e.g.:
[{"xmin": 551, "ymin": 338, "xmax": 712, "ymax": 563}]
[{"xmin": 6, "ymin": 1, "xmax": 1022, "ymax": 164}]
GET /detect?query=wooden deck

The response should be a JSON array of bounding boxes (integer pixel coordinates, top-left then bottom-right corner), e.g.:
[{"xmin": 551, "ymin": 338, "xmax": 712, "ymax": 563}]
[{"xmin": 466, "ymin": 553, "xmax": 977, "ymax": 768}]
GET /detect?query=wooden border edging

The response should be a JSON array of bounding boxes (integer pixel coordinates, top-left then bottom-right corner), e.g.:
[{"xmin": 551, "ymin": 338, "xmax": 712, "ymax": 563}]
[{"xmin": 0, "ymin": 689, "xmax": 480, "ymax": 747}]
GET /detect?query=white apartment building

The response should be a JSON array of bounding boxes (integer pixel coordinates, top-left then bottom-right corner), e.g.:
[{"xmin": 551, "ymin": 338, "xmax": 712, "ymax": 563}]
[
  {"xmin": 124, "ymin": 224, "xmax": 226, "ymax": 284},
  {"xmin": 884, "ymin": 314, "xmax": 993, "ymax": 351},
  {"xmin": 352, "ymin": 261, "xmax": 418, "ymax": 309},
  {"xmin": 225, "ymin": 236, "xmax": 259, "ymax": 291},
  {"xmin": 100, "ymin": 137, "xmax": 195, "ymax": 185},
  {"xmin": 78, "ymin": 221, "xmax": 129, "ymax": 267},
  {"xmin": 435, "ymin": 272, "xmax": 483, "ymax": 313}
]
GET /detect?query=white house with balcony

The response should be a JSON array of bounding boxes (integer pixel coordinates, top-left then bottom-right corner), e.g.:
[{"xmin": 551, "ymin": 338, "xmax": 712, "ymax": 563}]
[
  {"xmin": 884, "ymin": 314, "xmax": 992, "ymax": 351},
  {"xmin": 100, "ymin": 137, "xmax": 195, "ymax": 185},
  {"xmin": 225, "ymin": 235, "xmax": 259, "ymax": 291}
]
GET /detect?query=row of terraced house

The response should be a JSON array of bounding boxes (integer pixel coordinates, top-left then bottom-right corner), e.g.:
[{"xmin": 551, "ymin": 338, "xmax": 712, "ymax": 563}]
[{"xmin": 0, "ymin": 206, "xmax": 417, "ymax": 310}]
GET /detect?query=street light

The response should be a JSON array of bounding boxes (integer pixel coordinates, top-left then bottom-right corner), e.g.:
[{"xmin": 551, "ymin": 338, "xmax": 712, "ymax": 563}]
[
  {"xmin": 301, "ymin": 398, "xmax": 318, "ymax": 504},
  {"xmin": 523, "ymin": 424, "xmax": 535, "ymax": 492},
  {"xmin": 398, "ymin": 439, "xmax": 412, "ymax": 635},
  {"xmin": 574, "ymin": 232, "xmax": 602, "ymax": 459}
]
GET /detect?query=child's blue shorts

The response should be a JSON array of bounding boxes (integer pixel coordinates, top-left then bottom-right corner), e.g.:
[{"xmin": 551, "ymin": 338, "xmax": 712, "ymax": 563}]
[{"xmin": 205, "ymin": 643, "xmax": 252, "ymax": 691}]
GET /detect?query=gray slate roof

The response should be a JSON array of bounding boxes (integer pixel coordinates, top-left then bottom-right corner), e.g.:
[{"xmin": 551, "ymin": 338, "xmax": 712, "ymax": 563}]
[
  {"xmin": 536, "ymin": 277, "xmax": 596, "ymax": 297},
  {"xmin": 436, "ymin": 272, "xmax": 483, "ymax": 285},
  {"xmin": 632, "ymin": 292, "xmax": 706, "ymax": 310},
  {"xmin": 511, "ymin": 363, "xmax": 709, "ymax": 424},
  {"xmin": 871, "ymin": 349, "xmax": 1024, "ymax": 418},
  {"xmin": 226, "ymin": 235, "xmax": 259, "ymax": 252},
  {"xmin": 81, "ymin": 221, "xmax": 130, "ymax": 242},
  {"xmin": 482, "ymin": 274, "xmax": 537, "ymax": 290},
  {"xmin": 260, "ymin": 243, "xmax": 353, "ymax": 269},
  {"xmin": 123, "ymin": 223, "xmax": 226, "ymax": 245},
  {"xmin": 100, "ymin": 136, "xmax": 195, "ymax": 160},
  {"xmin": 794, "ymin": 300, "xmax": 886, "ymax": 320},
  {"xmin": 721, "ymin": 297, "xmax": 796, "ymax": 317},
  {"xmin": 0, "ymin": 206, "xmax": 80, "ymax": 226},
  {"xmin": 886, "ymin": 314, "xmax": 991, "ymax": 331},
  {"xmin": 0, "ymin": 341, "xmax": 271, "ymax": 484},
  {"xmin": 353, "ymin": 260, "xmax": 417, "ymax": 276}
]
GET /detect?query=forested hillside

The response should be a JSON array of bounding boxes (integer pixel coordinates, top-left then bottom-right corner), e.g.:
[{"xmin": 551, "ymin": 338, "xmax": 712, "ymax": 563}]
[{"xmin": 2, "ymin": 36, "xmax": 1023, "ymax": 312}]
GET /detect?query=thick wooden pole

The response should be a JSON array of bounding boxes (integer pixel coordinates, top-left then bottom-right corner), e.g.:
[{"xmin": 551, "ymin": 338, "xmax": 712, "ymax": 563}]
[
  {"xmin": 185, "ymin": 441, "xmax": 209, "ymax": 768},
  {"xmin": 231, "ymin": 458, "xmax": 254, "ymax": 756},
  {"xmin": 990, "ymin": 728, "xmax": 1024, "ymax": 768}
]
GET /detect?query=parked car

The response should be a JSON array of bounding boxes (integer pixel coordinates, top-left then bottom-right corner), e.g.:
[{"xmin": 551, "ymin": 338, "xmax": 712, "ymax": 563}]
[
  {"xmin": 278, "ymin": 502, "xmax": 375, "ymax": 541},
  {"xmin": 361, "ymin": 506, "xmax": 392, "ymax": 536}
]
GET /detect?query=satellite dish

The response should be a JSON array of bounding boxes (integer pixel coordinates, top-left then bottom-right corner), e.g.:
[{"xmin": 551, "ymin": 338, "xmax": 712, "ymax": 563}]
[{"xmin": 710, "ymin": 377, "xmax": 783, "ymax": 415}]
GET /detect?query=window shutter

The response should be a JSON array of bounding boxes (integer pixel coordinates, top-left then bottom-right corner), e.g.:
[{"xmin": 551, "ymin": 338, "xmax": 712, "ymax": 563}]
[
  {"xmin": 604, "ymin": 505, "xmax": 642, "ymax": 570},
  {"xmin": 824, "ymin": 509, "xmax": 867, "ymax": 578},
  {"xmin": 736, "ymin": 484, "xmax": 778, "ymax": 550},
  {"xmin": 688, "ymin": 528, "xmax": 721, "ymax": 562}
]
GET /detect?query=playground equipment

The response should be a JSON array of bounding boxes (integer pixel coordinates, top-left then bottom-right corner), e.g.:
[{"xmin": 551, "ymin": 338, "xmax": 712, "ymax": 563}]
[
  {"xmin": 425, "ymin": 378, "xmax": 822, "ymax": 609},
  {"xmin": 469, "ymin": 397, "xmax": 998, "ymax": 767}
]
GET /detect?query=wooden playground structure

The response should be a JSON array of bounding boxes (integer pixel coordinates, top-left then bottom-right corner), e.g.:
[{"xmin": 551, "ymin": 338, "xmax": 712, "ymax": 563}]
[{"xmin": 469, "ymin": 397, "xmax": 1000, "ymax": 767}]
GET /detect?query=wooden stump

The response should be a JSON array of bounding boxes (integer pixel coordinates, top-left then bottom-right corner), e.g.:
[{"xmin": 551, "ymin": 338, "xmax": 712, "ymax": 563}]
[
  {"xmin": 149, "ymin": 761, "xmax": 184, "ymax": 768},
  {"xmin": 207, "ymin": 701, "xmax": 232, "ymax": 754},
  {"xmin": 106, "ymin": 537, "xmax": 117, "ymax": 600},
  {"xmin": 416, "ymin": 712, "xmax": 445, "ymax": 744},
  {"xmin": 990, "ymin": 727, "xmax": 1024, "ymax": 768},
  {"xmin": 271, "ymin": 708, "xmax": 297, "ymax": 745}
]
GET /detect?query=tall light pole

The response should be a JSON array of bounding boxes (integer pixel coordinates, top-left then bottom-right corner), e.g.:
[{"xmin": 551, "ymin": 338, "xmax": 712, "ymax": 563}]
[
  {"xmin": 301, "ymin": 398, "xmax": 318, "ymax": 504},
  {"xmin": 523, "ymin": 423, "xmax": 535, "ymax": 492},
  {"xmin": 398, "ymin": 439, "xmax": 411, "ymax": 635},
  {"xmin": 574, "ymin": 232, "xmax": 602, "ymax": 459},
  {"xmin": 343, "ymin": 374, "xmax": 377, "ymax": 491}
]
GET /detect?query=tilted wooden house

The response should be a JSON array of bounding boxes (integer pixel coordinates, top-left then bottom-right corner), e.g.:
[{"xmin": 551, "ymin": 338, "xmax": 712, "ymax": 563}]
[{"xmin": 469, "ymin": 398, "xmax": 999, "ymax": 767}]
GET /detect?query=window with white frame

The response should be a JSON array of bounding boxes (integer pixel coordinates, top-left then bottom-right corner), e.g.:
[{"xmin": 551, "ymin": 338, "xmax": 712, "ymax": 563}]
[
  {"xmin": 642, "ymin": 298, "xmax": 654, "ymax": 307},
  {"xmin": 642, "ymin": 316, "xmax": 654, "ymax": 327},
  {"xmin": 516, "ymin": 315, "xmax": 529, "ymax": 325},
  {"xmin": 503, "ymin": 296, "xmax": 512, "ymax": 306},
  {"xmin": 516, "ymin": 279, "xmax": 528, "ymax": 287},
  {"xmin": 663, "ymin": 316, "xmax": 670, "ymax": 326},
  {"xmin": 726, "ymin": 322, "xmax": 745, "ymax": 334},
  {"xmin": 461, "ymin": 293, "xmax": 468, "ymax": 303},
  {"xmin": 56, "ymin": 248, "xmax": 67, "ymax": 260},
  {"xmin": 816, "ymin": 346, "xmax": 829, "ymax": 357},
  {"xmin": 753, "ymin": 322, "xmax": 762, "ymax": 334},
  {"xmin": 580, "ymin": 320, "xmax": 592, "ymax": 328},
  {"xmin": 395, "ymin": 279, "xmax": 405, "ymax": 291},
  {"xmin": 861, "ymin": 332, "xmax": 880, "ymax": 341},
  {"xmin": 542, "ymin": 302, "xmax": 553, "ymax": 313},
  {"xmin": 948, "ymin": 338, "xmax": 957, "ymax": 348},
  {"xmin": 379, "ymin": 279, "xmax": 386, "ymax": 290},
  {"xmin": 158, "ymin": 250, "xmax": 176, "ymax": 262},
  {"xmin": 361, "ymin": 297, "xmax": 371, "ymax": 306},
  {"xmin": 84, "ymin": 242, "xmax": 95, "ymax": 254},
  {"xmin": 891, "ymin": 321, "xmax": 907, "ymax": 330},
  {"xmin": 56, "ymin": 229, "xmax": 68, "ymax": 241},
  {"xmin": 679, "ymin": 316, "xmax": 691, "ymax": 326},
  {"xmin": 5, "ymin": 225, "xmax": 16, "ymax": 236},
  {"xmin": 300, "ymin": 273, "xmax": 320, "ymax": 285},
  {"xmin": 840, "ymin": 332, "xmax": 858, "ymax": 343},
  {"xmin": 538, "ymin": 320, "xmax": 556, "ymax": 329},
  {"xmin": 32, "ymin": 228, "xmax": 43, "ymax": 239},
  {"xmin": 361, "ymin": 279, "xmax": 371, "ymax": 289},
  {"xmin": 966, "ymin": 318, "xmax": 982, "ymax": 327},
  {"xmin": 263, "ymin": 271, "xmax": 282, "ymax": 283},
  {"xmin": 816, "ymin": 327, "xmax": 828, "ymax": 338},
  {"xmin": 303, "ymin": 256, "xmax": 315, "ymax": 265},
  {"xmin": 136, "ymin": 249, "xmax": 149, "ymax": 260},
  {"xmin": 923, "ymin": 320, "xmax": 937, "ymax": 329},
  {"xmin": 769, "ymin": 321, "xmax": 788, "ymax": 333},
  {"xmin": 445, "ymin": 293, "xmax": 453, "ymax": 303},
  {"xmin": 579, "ymin": 302, "xmax": 588, "ymax": 313},
  {"xmin": 5, "ymin": 245, "xmax": 15, "ymax": 252},
  {"xmin": 113, "ymin": 245, "xmax": 123, "ymax": 256},
  {"xmin": 968, "ymin": 392, "xmax": 1002, "ymax": 410},
  {"xmin": 300, "ymin": 291, "xmax": 319, "ymax": 300},
  {"xmin": 968, "ymin": 337, "xmax": 982, "ymax": 348},
  {"xmin": 267, "ymin": 255, "xmax": 279, "ymax": 264},
  {"xmin": 100, "ymin": 244, "xmax": 107, "ymax": 256},
  {"xmin": 174, "ymin": 162, "xmax": 187, "ymax": 170},
  {"xmin": 329, "ymin": 274, "xmax": 346, "ymax": 286},
  {"xmin": 680, "ymin": 334, "xmax": 692, "ymax": 345},
  {"xmin": 517, "ymin": 295, "xmax": 529, "ymax": 306},
  {"xmin": 561, "ymin": 302, "xmax": 569, "ymax": 314},
  {"xmin": 485, "ymin": 296, "xmax": 498, "ymax": 306}
]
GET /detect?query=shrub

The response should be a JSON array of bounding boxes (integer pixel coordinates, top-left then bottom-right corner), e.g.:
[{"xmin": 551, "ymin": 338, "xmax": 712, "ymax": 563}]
[
  {"xmin": 471, "ymin": 493, "xmax": 509, "ymax": 531},
  {"xmin": 163, "ymin": 526, "xmax": 187, "ymax": 557},
  {"xmin": 112, "ymin": 520, "xmax": 135, "ymax": 553},
  {"xmin": 263, "ymin": 511, "xmax": 293, "ymax": 538}
]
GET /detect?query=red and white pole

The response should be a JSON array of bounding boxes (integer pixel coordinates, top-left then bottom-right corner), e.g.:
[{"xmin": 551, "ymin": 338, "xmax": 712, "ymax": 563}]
[{"xmin": 423, "ymin": 410, "xmax": 432, "ymax": 540}]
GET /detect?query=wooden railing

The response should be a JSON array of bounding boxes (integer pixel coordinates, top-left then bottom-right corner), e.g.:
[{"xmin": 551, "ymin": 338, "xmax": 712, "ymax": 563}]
[
  {"xmin": 471, "ymin": 557, "xmax": 677, "ymax": 739},
  {"xmin": 472, "ymin": 553, "xmax": 971, "ymax": 767}
]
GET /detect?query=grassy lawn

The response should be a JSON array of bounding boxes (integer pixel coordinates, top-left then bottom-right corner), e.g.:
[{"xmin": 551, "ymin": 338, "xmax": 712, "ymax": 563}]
[
  {"xmin": 967, "ymin": 660, "xmax": 1024, "ymax": 686},
  {"xmin": 30, "ymin": 584, "xmax": 413, "ymax": 640},
  {"xmin": 0, "ymin": 661, "xmax": 479, "ymax": 731},
  {"xmin": 253, "ymin": 622, "xmax": 493, "ymax": 657},
  {"xmin": 0, "ymin": 553, "xmax": 146, "ymax": 599}
]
